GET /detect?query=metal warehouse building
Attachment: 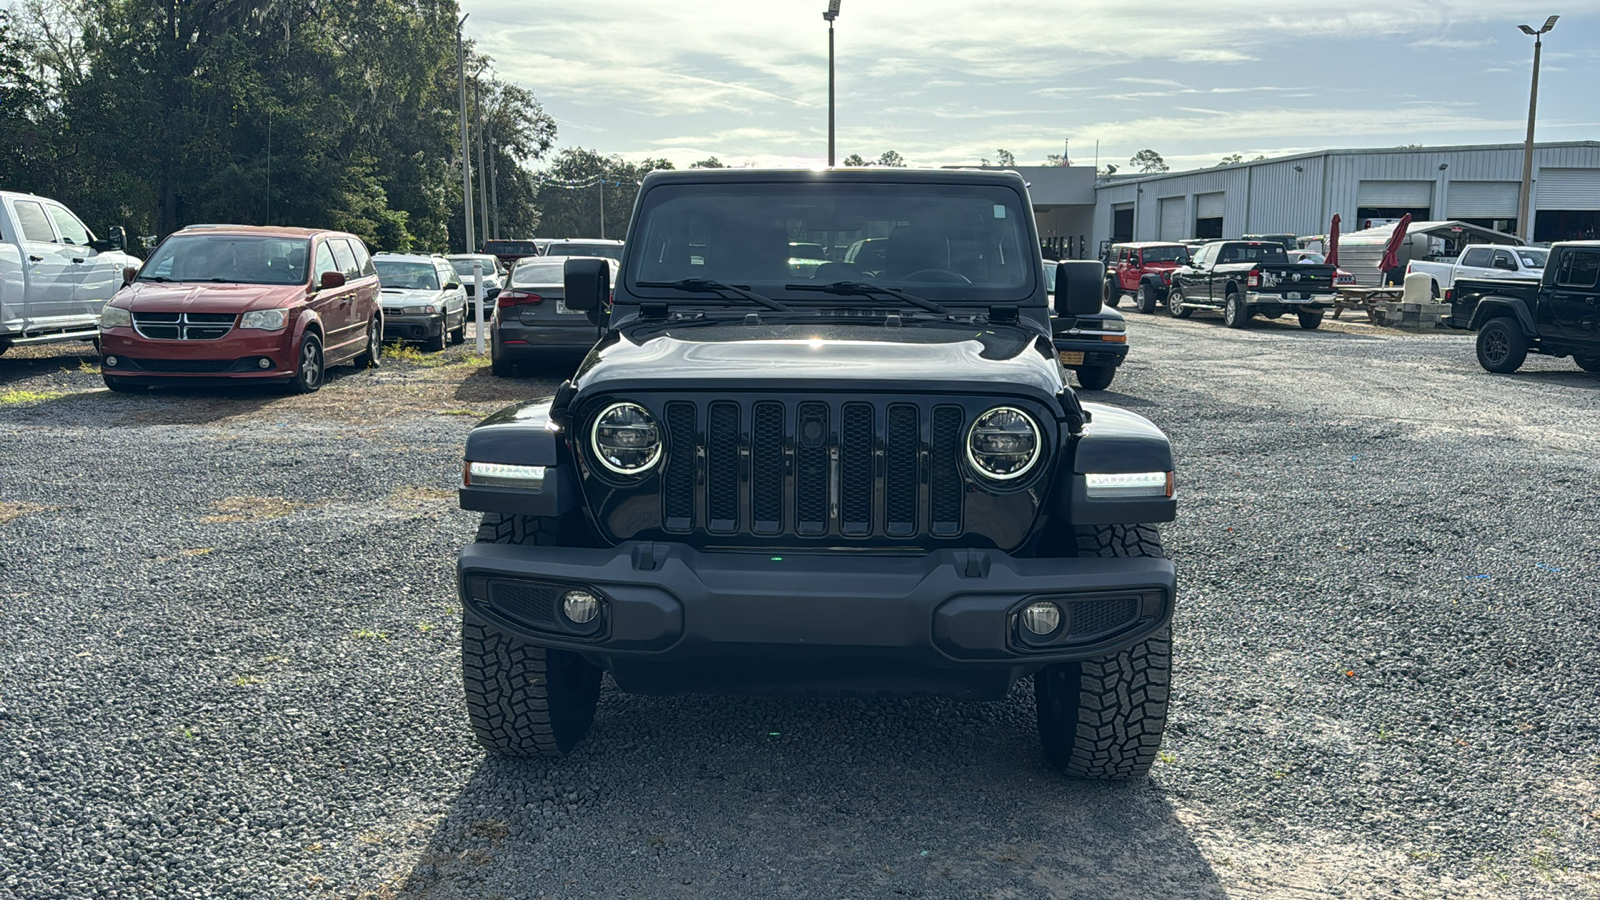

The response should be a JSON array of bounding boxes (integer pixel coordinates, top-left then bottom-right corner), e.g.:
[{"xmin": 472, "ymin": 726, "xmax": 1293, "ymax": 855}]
[{"xmin": 1090, "ymin": 141, "xmax": 1600, "ymax": 248}]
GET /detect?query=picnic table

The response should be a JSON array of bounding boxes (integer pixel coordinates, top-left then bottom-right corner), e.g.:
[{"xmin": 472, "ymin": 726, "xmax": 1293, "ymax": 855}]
[{"xmin": 1332, "ymin": 286, "xmax": 1405, "ymax": 322}]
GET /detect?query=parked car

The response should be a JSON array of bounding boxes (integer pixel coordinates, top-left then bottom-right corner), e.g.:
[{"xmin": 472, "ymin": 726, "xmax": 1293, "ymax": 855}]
[
  {"xmin": 541, "ymin": 239, "xmax": 624, "ymax": 262},
  {"xmin": 98, "ymin": 226, "xmax": 382, "ymax": 392},
  {"xmin": 1103, "ymin": 241, "xmax": 1190, "ymax": 313},
  {"xmin": 455, "ymin": 166, "xmax": 1178, "ymax": 778},
  {"xmin": 843, "ymin": 237, "xmax": 888, "ymax": 272},
  {"xmin": 374, "ymin": 253, "xmax": 469, "ymax": 351},
  {"xmin": 1, "ymin": 191, "xmax": 142, "ymax": 355},
  {"xmin": 1168, "ymin": 240, "xmax": 1338, "ymax": 329},
  {"xmin": 446, "ymin": 253, "xmax": 505, "ymax": 316},
  {"xmin": 1408, "ymin": 245, "xmax": 1547, "ymax": 301},
  {"xmin": 1449, "ymin": 241, "xmax": 1600, "ymax": 374},
  {"xmin": 1241, "ymin": 233, "xmax": 1298, "ymax": 254},
  {"xmin": 489, "ymin": 255, "xmax": 616, "ymax": 376},
  {"xmin": 1047, "ymin": 263, "xmax": 1127, "ymax": 390},
  {"xmin": 482, "ymin": 239, "xmax": 544, "ymax": 271}
]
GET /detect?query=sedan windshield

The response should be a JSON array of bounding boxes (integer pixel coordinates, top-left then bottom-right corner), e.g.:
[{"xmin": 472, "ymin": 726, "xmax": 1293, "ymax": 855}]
[
  {"xmin": 376, "ymin": 261, "xmax": 440, "ymax": 291},
  {"xmin": 626, "ymin": 182, "xmax": 1035, "ymax": 302},
  {"xmin": 511, "ymin": 261, "xmax": 568, "ymax": 286},
  {"xmin": 140, "ymin": 235, "xmax": 310, "ymax": 285}
]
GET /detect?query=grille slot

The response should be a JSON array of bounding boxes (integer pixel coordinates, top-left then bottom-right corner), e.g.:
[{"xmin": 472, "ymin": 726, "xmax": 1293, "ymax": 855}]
[
  {"xmin": 885, "ymin": 405, "xmax": 919, "ymax": 536},
  {"xmin": 751, "ymin": 402, "xmax": 784, "ymax": 534},
  {"xmin": 929, "ymin": 406, "xmax": 964, "ymax": 536},
  {"xmin": 794, "ymin": 402, "xmax": 830, "ymax": 535},
  {"xmin": 663, "ymin": 402, "xmax": 696, "ymax": 530},
  {"xmin": 706, "ymin": 402, "xmax": 740, "ymax": 533},
  {"xmin": 839, "ymin": 403, "xmax": 874, "ymax": 535},
  {"xmin": 1068, "ymin": 597, "xmax": 1138, "ymax": 638}
]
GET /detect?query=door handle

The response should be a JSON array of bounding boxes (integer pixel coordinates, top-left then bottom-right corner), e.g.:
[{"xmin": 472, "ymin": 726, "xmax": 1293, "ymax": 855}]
[
  {"xmin": 72, "ymin": 258, "xmax": 85, "ymax": 264},
  {"xmin": 28, "ymin": 255, "xmax": 42, "ymax": 262}
]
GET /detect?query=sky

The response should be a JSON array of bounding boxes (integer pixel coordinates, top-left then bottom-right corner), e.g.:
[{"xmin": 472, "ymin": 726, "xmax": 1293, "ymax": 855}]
[{"xmin": 468, "ymin": 0, "xmax": 1600, "ymax": 173}]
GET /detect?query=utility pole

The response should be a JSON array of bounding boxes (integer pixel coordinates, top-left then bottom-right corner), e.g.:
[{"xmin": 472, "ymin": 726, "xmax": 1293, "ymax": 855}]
[
  {"xmin": 824, "ymin": 1, "xmax": 840, "ymax": 166},
  {"xmin": 1516, "ymin": 15, "xmax": 1558, "ymax": 242},
  {"xmin": 475, "ymin": 71, "xmax": 490, "ymax": 245},
  {"xmin": 488, "ymin": 118, "xmax": 500, "ymax": 240},
  {"xmin": 456, "ymin": 14, "xmax": 475, "ymax": 256},
  {"xmin": 598, "ymin": 180, "xmax": 605, "ymax": 240}
]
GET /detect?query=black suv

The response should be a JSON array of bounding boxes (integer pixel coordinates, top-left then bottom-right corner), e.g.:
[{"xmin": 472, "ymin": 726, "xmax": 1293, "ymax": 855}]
[{"xmin": 455, "ymin": 168, "xmax": 1179, "ymax": 778}]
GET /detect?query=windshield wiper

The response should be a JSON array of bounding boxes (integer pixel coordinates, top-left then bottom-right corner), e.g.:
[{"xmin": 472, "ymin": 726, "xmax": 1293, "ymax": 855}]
[
  {"xmin": 783, "ymin": 281, "xmax": 954, "ymax": 316},
  {"xmin": 637, "ymin": 278, "xmax": 792, "ymax": 312},
  {"xmin": 138, "ymin": 276, "xmax": 172, "ymax": 283}
]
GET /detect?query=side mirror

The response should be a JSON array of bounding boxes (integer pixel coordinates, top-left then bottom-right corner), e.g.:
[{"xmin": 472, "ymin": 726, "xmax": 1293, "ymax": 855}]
[
  {"xmin": 563, "ymin": 257, "xmax": 609, "ymax": 312},
  {"xmin": 485, "ymin": 287, "xmax": 501, "ymax": 301},
  {"xmin": 1054, "ymin": 260, "xmax": 1105, "ymax": 317},
  {"xmin": 446, "ymin": 281, "xmax": 462, "ymax": 290},
  {"xmin": 121, "ymin": 265, "xmax": 138, "ymax": 285},
  {"xmin": 320, "ymin": 270, "xmax": 346, "ymax": 290}
]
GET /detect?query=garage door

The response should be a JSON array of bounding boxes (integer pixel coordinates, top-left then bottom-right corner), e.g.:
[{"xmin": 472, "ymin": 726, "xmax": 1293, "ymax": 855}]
[
  {"xmin": 1195, "ymin": 192, "xmax": 1224, "ymax": 220},
  {"xmin": 1536, "ymin": 169, "xmax": 1600, "ymax": 210},
  {"xmin": 1446, "ymin": 182, "xmax": 1520, "ymax": 218},
  {"xmin": 1357, "ymin": 181, "xmax": 1433, "ymax": 207},
  {"xmin": 1158, "ymin": 197, "xmax": 1185, "ymax": 242}
]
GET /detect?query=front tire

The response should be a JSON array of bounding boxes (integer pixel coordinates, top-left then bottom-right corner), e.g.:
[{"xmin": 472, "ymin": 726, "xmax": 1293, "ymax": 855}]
[
  {"xmin": 1035, "ymin": 524, "xmax": 1171, "ymax": 779},
  {"xmin": 1476, "ymin": 318, "xmax": 1528, "ymax": 373},
  {"xmin": 1135, "ymin": 284, "xmax": 1158, "ymax": 314},
  {"xmin": 463, "ymin": 514, "xmax": 603, "ymax": 757},
  {"xmin": 289, "ymin": 332, "xmax": 324, "ymax": 393},
  {"xmin": 1103, "ymin": 279, "xmax": 1118, "ymax": 307},
  {"xmin": 1297, "ymin": 310, "xmax": 1324, "ymax": 330},
  {"xmin": 425, "ymin": 318, "xmax": 447, "ymax": 352},
  {"xmin": 103, "ymin": 374, "xmax": 143, "ymax": 393},
  {"xmin": 450, "ymin": 312, "xmax": 466, "ymax": 345},
  {"xmin": 1223, "ymin": 291, "xmax": 1250, "ymax": 329},
  {"xmin": 1574, "ymin": 355, "xmax": 1600, "ymax": 373},
  {"xmin": 353, "ymin": 316, "xmax": 382, "ymax": 369},
  {"xmin": 1166, "ymin": 288, "xmax": 1192, "ymax": 318},
  {"xmin": 1075, "ymin": 366, "xmax": 1116, "ymax": 391}
]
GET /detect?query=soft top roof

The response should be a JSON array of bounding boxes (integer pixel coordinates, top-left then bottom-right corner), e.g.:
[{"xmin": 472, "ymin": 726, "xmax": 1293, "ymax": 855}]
[{"xmin": 1111, "ymin": 241, "xmax": 1188, "ymax": 249}]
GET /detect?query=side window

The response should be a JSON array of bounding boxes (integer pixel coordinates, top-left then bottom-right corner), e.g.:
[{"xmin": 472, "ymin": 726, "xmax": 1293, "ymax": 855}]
[
  {"xmin": 328, "ymin": 239, "xmax": 359, "ymax": 279},
  {"xmin": 313, "ymin": 242, "xmax": 338, "ymax": 282},
  {"xmin": 44, "ymin": 204, "xmax": 92, "ymax": 246},
  {"xmin": 1555, "ymin": 251, "xmax": 1600, "ymax": 289},
  {"xmin": 1460, "ymin": 247, "xmax": 1491, "ymax": 267},
  {"xmin": 1131, "ymin": 251, "xmax": 1142, "ymax": 268},
  {"xmin": 12, "ymin": 201, "xmax": 58, "ymax": 243},
  {"xmin": 347, "ymin": 239, "xmax": 376, "ymax": 277},
  {"xmin": 437, "ymin": 262, "xmax": 456, "ymax": 287}
]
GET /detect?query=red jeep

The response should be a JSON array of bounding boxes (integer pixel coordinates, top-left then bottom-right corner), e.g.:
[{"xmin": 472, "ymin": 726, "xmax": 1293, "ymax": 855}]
[{"xmin": 1104, "ymin": 242, "xmax": 1191, "ymax": 313}]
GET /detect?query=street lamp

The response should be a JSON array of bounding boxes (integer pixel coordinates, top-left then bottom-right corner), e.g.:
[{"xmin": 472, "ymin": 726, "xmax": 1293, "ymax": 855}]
[
  {"xmin": 824, "ymin": 0, "xmax": 840, "ymax": 166},
  {"xmin": 1516, "ymin": 14, "xmax": 1558, "ymax": 242}
]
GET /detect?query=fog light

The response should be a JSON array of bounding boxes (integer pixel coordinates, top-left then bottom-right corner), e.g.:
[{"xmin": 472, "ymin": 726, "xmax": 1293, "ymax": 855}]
[
  {"xmin": 1021, "ymin": 601, "xmax": 1062, "ymax": 636},
  {"xmin": 561, "ymin": 590, "xmax": 601, "ymax": 625},
  {"xmin": 257, "ymin": 357, "xmax": 272, "ymax": 369},
  {"xmin": 104, "ymin": 356, "xmax": 118, "ymax": 367}
]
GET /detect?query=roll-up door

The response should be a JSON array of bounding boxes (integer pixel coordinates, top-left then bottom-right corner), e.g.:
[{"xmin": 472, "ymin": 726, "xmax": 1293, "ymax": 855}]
[
  {"xmin": 1158, "ymin": 197, "xmax": 1185, "ymax": 242},
  {"xmin": 1446, "ymin": 182, "xmax": 1521, "ymax": 218},
  {"xmin": 1196, "ymin": 192, "xmax": 1224, "ymax": 219},
  {"xmin": 1536, "ymin": 169, "xmax": 1600, "ymax": 210},
  {"xmin": 1357, "ymin": 181, "xmax": 1433, "ymax": 207}
]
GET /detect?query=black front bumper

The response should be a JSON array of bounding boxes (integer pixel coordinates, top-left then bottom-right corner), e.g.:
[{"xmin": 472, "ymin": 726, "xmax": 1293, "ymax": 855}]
[
  {"xmin": 383, "ymin": 315, "xmax": 443, "ymax": 342},
  {"xmin": 1053, "ymin": 338, "xmax": 1128, "ymax": 369},
  {"xmin": 458, "ymin": 541, "xmax": 1175, "ymax": 700}
]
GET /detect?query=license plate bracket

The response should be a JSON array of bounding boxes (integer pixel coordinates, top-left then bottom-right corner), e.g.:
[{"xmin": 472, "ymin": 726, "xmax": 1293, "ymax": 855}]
[{"xmin": 1058, "ymin": 350, "xmax": 1085, "ymax": 365}]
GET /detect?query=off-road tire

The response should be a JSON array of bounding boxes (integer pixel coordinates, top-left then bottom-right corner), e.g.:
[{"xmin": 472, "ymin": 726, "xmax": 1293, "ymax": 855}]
[
  {"xmin": 1476, "ymin": 317, "xmax": 1528, "ymax": 374},
  {"xmin": 1136, "ymin": 284, "xmax": 1159, "ymax": 314},
  {"xmin": 1035, "ymin": 524, "xmax": 1170, "ymax": 780},
  {"xmin": 1574, "ymin": 355, "xmax": 1600, "ymax": 373},
  {"xmin": 1103, "ymin": 279, "xmax": 1118, "ymax": 307},
  {"xmin": 103, "ymin": 374, "xmax": 142, "ymax": 393},
  {"xmin": 1297, "ymin": 310, "xmax": 1324, "ymax": 330},
  {"xmin": 289, "ymin": 332, "xmax": 324, "ymax": 393},
  {"xmin": 463, "ymin": 513, "xmax": 603, "ymax": 757},
  {"xmin": 1224, "ymin": 290, "xmax": 1250, "ymax": 329},
  {"xmin": 353, "ymin": 316, "xmax": 382, "ymax": 369},
  {"xmin": 1075, "ymin": 365, "xmax": 1116, "ymax": 391},
  {"xmin": 425, "ymin": 317, "xmax": 447, "ymax": 352},
  {"xmin": 1166, "ymin": 288, "xmax": 1192, "ymax": 318}
]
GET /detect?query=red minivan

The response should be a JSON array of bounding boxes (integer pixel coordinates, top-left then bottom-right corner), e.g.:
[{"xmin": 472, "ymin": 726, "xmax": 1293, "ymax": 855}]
[{"xmin": 98, "ymin": 226, "xmax": 383, "ymax": 392}]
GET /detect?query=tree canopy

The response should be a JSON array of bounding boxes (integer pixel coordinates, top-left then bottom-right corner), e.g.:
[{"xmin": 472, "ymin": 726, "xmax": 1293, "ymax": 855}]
[{"xmin": 1130, "ymin": 149, "xmax": 1168, "ymax": 173}]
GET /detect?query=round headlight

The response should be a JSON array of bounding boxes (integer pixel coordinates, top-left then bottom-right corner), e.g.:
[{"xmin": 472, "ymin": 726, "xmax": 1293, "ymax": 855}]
[
  {"xmin": 966, "ymin": 406, "xmax": 1041, "ymax": 480},
  {"xmin": 590, "ymin": 402, "xmax": 663, "ymax": 475}
]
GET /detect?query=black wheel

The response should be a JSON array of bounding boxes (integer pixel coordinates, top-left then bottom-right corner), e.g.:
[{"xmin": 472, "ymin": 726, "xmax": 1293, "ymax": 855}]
[
  {"xmin": 490, "ymin": 342, "xmax": 515, "ymax": 377},
  {"xmin": 1135, "ymin": 284, "xmax": 1158, "ymax": 314},
  {"xmin": 1223, "ymin": 291, "xmax": 1250, "ymax": 329},
  {"xmin": 353, "ymin": 316, "xmax": 382, "ymax": 369},
  {"xmin": 103, "ymin": 374, "xmax": 142, "ymax": 393},
  {"xmin": 425, "ymin": 317, "xmax": 447, "ymax": 352},
  {"xmin": 1575, "ymin": 355, "xmax": 1600, "ymax": 373},
  {"xmin": 1476, "ymin": 317, "xmax": 1528, "ymax": 374},
  {"xmin": 449, "ymin": 311, "xmax": 466, "ymax": 345},
  {"xmin": 1075, "ymin": 366, "xmax": 1116, "ymax": 391},
  {"xmin": 1102, "ymin": 279, "xmax": 1117, "ymax": 307},
  {"xmin": 1166, "ymin": 288, "xmax": 1192, "ymax": 318},
  {"xmin": 1297, "ymin": 310, "xmax": 1324, "ymax": 330},
  {"xmin": 463, "ymin": 514, "xmax": 602, "ymax": 757},
  {"xmin": 289, "ymin": 332, "xmax": 324, "ymax": 393},
  {"xmin": 1035, "ymin": 524, "xmax": 1171, "ymax": 779}
]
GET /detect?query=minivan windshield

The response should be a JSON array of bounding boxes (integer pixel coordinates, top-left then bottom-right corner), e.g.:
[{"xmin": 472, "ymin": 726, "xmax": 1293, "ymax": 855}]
[
  {"xmin": 626, "ymin": 182, "xmax": 1035, "ymax": 302},
  {"xmin": 140, "ymin": 234, "xmax": 310, "ymax": 285}
]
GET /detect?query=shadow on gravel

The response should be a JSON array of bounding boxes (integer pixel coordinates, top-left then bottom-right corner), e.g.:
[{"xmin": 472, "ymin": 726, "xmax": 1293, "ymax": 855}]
[
  {"xmin": 394, "ymin": 692, "xmax": 1225, "ymax": 898},
  {"xmin": 1079, "ymin": 388, "xmax": 1156, "ymax": 408},
  {"xmin": 0, "ymin": 364, "xmax": 375, "ymax": 426},
  {"xmin": 452, "ymin": 361, "xmax": 574, "ymax": 404},
  {"xmin": 1501, "ymin": 370, "xmax": 1600, "ymax": 390}
]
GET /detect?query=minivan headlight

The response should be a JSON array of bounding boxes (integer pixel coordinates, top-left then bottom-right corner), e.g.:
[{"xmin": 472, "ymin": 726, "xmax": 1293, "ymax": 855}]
[
  {"xmin": 99, "ymin": 305, "xmax": 131, "ymax": 329},
  {"xmin": 240, "ymin": 309, "xmax": 287, "ymax": 330},
  {"xmin": 590, "ymin": 402, "xmax": 662, "ymax": 475},
  {"xmin": 967, "ymin": 407, "xmax": 1041, "ymax": 480}
]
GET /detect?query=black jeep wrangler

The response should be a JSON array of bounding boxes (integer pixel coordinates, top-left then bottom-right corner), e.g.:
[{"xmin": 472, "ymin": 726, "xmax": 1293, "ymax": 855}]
[{"xmin": 455, "ymin": 168, "xmax": 1179, "ymax": 778}]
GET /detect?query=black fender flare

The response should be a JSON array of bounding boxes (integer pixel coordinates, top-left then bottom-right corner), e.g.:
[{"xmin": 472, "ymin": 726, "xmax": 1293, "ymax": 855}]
[
  {"xmin": 458, "ymin": 396, "xmax": 581, "ymax": 517},
  {"xmin": 1469, "ymin": 297, "xmax": 1537, "ymax": 336},
  {"xmin": 1053, "ymin": 402, "xmax": 1176, "ymax": 526}
]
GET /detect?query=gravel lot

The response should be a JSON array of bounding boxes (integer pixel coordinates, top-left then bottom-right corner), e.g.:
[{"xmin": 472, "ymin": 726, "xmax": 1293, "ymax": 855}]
[{"xmin": 2, "ymin": 315, "xmax": 1597, "ymax": 899}]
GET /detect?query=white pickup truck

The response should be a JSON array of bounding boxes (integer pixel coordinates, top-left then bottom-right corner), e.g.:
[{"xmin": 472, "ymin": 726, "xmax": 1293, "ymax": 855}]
[
  {"xmin": 1407, "ymin": 244, "xmax": 1547, "ymax": 300},
  {"xmin": 1, "ymin": 191, "xmax": 141, "ymax": 355}
]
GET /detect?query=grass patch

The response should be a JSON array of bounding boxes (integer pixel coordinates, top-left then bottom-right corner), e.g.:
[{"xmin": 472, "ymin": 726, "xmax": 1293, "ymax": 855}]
[
  {"xmin": 0, "ymin": 501, "xmax": 52, "ymax": 525},
  {"xmin": 201, "ymin": 495, "xmax": 311, "ymax": 524},
  {"xmin": 353, "ymin": 628, "xmax": 389, "ymax": 641},
  {"xmin": 181, "ymin": 547, "xmax": 215, "ymax": 557},
  {"xmin": 382, "ymin": 341, "xmax": 456, "ymax": 368},
  {"xmin": 1156, "ymin": 751, "xmax": 1177, "ymax": 765},
  {"xmin": 438, "ymin": 408, "xmax": 486, "ymax": 417},
  {"xmin": 0, "ymin": 389, "xmax": 63, "ymax": 405},
  {"xmin": 76, "ymin": 359, "xmax": 102, "ymax": 375},
  {"xmin": 389, "ymin": 485, "xmax": 456, "ymax": 505},
  {"xmin": 232, "ymin": 674, "xmax": 265, "ymax": 686}
]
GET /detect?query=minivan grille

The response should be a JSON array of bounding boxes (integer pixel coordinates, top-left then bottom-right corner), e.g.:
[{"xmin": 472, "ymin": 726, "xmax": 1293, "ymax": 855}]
[
  {"xmin": 655, "ymin": 398, "xmax": 968, "ymax": 541},
  {"xmin": 131, "ymin": 311, "xmax": 236, "ymax": 341}
]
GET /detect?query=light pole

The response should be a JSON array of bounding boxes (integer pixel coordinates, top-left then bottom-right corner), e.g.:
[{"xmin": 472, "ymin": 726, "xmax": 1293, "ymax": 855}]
[
  {"xmin": 824, "ymin": 0, "xmax": 840, "ymax": 166},
  {"xmin": 456, "ymin": 14, "xmax": 485, "ymax": 353},
  {"xmin": 1516, "ymin": 15, "xmax": 1558, "ymax": 243}
]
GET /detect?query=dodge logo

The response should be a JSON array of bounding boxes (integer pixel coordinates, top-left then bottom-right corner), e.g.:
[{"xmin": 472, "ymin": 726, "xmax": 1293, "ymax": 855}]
[{"xmin": 1292, "ymin": 272, "xmax": 1302, "ymax": 282}]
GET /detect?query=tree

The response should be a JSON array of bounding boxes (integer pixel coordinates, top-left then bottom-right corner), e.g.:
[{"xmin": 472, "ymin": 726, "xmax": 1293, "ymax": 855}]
[
  {"xmin": 1129, "ymin": 149, "xmax": 1168, "ymax": 173},
  {"xmin": 876, "ymin": 150, "xmax": 906, "ymax": 168},
  {"xmin": 533, "ymin": 148, "xmax": 674, "ymax": 239},
  {"xmin": 690, "ymin": 156, "xmax": 726, "ymax": 168},
  {"xmin": 1218, "ymin": 153, "xmax": 1244, "ymax": 166},
  {"xmin": 994, "ymin": 148, "xmax": 1016, "ymax": 167},
  {"xmin": 841, "ymin": 153, "xmax": 867, "ymax": 166}
]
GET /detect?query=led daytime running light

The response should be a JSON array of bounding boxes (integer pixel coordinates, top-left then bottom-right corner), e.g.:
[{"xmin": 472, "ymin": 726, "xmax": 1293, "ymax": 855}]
[
  {"xmin": 1084, "ymin": 471, "xmax": 1172, "ymax": 498},
  {"xmin": 465, "ymin": 461, "xmax": 547, "ymax": 489}
]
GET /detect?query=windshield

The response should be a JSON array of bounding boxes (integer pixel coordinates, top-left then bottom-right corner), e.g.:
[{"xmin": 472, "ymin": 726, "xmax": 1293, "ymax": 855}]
[
  {"xmin": 547, "ymin": 242, "xmax": 623, "ymax": 261},
  {"xmin": 1518, "ymin": 248, "xmax": 1548, "ymax": 268},
  {"xmin": 511, "ymin": 261, "xmax": 570, "ymax": 286},
  {"xmin": 450, "ymin": 257, "xmax": 499, "ymax": 276},
  {"xmin": 140, "ymin": 235, "xmax": 310, "ymax": 285},
  {"xmin": 375, "ymin": 260, "xmax": 440, "ymax": 291},
  {"xmin": 627, "ymin": 182, "xmax": 1035, "ymax": 301},
  {"xmin": 1142, "ymin": 246, "xmax": 1188, "ymax": 264},
  {"xmin": 1217, "ymin": 243, "xmax": 1289, "ymax": 264}
]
